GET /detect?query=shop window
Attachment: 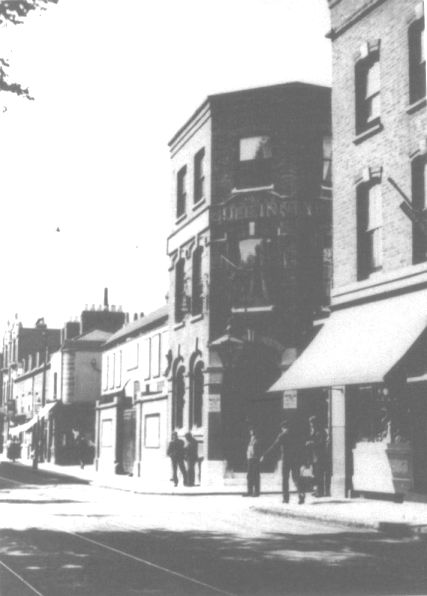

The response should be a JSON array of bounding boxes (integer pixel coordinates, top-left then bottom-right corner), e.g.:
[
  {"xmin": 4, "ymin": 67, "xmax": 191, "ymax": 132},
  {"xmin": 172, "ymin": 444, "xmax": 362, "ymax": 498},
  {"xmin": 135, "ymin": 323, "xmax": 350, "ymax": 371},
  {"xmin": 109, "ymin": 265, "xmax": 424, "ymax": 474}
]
[
  {"xmin": 175, "ymin": 258, "xmax": 186, "ymax": 323},
  {"xmin": 355, "ymin": 51, "xmax": 381, "ymax": 134},
  {"xmin": 236, "ymin": 136, "xmax": 272, "ymax": 189},
  {"xmin": 192, "ymin": 247, "xmax": 203, "ymax": 316},
  {"xmin": 412, "ymin": 156, "xmax": 427, "ymax": 264},
  {"xmin": 176, "ymin": 166, "xmax": 187, "ymax": 219},
  {"xmin": 322, "ymin": 136, "xmax": 332, "ymax": 188},
  {"xmin": 194, "ymin": 148, "xmax": 205, "ymax": 204},
  {"xmin": 357, "ymin": 182, "xmax": 383, "ymax": 280},
  {"xmin": 409, "ymin": 17, "xmax": 426, "ymax": 104},
  {"xmin": 172, "ymin": 366, "xmax": 185, "ymax": 429}
]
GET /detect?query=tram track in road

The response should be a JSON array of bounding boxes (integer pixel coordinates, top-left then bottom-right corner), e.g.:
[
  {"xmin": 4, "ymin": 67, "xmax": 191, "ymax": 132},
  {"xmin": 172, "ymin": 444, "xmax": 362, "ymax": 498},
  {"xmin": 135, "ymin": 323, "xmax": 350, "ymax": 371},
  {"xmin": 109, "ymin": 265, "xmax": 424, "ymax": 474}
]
[{"xmin": 0, "ymin": 470, "xmax": 238, "ymax": 596}]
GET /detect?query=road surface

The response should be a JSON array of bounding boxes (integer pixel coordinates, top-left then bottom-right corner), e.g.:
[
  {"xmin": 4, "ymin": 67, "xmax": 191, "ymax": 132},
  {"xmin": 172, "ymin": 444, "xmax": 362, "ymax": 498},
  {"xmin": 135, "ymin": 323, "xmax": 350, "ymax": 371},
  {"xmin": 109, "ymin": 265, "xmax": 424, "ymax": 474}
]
[{"xmin": 0, "ymin": 461, "xmax": 425, "ymax": 596}]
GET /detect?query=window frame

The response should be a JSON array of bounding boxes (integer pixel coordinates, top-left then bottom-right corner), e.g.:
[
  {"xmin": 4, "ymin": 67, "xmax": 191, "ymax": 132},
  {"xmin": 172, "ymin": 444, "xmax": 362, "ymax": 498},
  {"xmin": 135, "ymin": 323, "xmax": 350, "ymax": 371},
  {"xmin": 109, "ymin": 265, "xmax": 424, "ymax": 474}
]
[
  {"xmin": 175, "ymin": 257, "xmax": 186, "ymax": 323},
  {"xmin": 236, "ymin": 135, "xmax": 273, "ymax": 189},
  {"xmin": 191, "ymin": 246, "xmax": 203, "ymax": 316},
  {"xmin": 176, "ymin": 165, "xmax": 187, "ymax": 219},
  {"xmin": 355, "ymin": 50, "xmax": 381, "ymax": 135},
  {"xmin": 357, "ymin": 181, "xmax": 383, "ymax": 280},
  {"xmin": 408, "ymin": 17, "xmax": 426, "ymax": 105},
  {"xmin": 194, "ymin": 148, "xmax": 205, "ymax": 204},
  {"xmin": 412, "ymin": 155, "xmax": 427, "ymax": 264}
]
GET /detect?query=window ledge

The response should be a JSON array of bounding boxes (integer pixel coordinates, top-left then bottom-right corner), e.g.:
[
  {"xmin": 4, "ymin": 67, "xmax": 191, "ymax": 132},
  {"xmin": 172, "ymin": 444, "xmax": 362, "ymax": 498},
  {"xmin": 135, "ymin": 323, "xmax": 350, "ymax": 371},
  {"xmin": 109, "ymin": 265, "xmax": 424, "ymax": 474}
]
[
  {"xmin": 175, "ymin": 213, "xmax": 187, "ymax": 225},
  {"xmin": 353, "ymin": 122, "xmax": 383, "ymax": 145},
  {"xmin": 173, "ymin": 321, "xmax": 185, "ymax": 331},
  {"xmin": 190, "ymin": 313, "xmax": 204, "ymax": 323},
  {"xmin": 231, "ymin": 185, "xmax": 275, "ymax": 194},
  {"xmin": 406, "ymin": 96, "xmax": 426, "ymax": 115},
  {"xmin": 192, "ymin": 199, "xmax": 206, "ymax": 211}
]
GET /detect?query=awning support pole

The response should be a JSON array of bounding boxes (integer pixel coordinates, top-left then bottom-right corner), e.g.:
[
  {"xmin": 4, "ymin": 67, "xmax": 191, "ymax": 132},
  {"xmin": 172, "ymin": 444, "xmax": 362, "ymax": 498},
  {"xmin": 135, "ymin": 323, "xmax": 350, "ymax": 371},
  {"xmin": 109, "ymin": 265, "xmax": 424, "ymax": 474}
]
[{"xmin": 330, "ymin": 386, "xmax": 348, "ymax": 498}]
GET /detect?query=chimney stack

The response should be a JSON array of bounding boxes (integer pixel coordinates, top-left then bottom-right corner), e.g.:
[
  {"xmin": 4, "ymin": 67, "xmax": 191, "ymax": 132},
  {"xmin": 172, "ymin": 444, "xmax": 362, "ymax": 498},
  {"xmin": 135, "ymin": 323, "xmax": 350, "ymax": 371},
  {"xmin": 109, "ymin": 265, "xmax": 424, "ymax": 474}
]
[{"xmin": 104, "ymin": 288, "xmax": 109, "ymax": 310}]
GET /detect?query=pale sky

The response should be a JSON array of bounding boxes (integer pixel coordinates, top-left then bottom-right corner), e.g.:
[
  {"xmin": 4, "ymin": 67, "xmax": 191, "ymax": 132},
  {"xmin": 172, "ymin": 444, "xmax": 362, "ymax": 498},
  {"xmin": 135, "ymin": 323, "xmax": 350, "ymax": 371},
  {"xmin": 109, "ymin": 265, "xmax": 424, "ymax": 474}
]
[{"xmin": 0, "ymin": 0, "xmax": 331, "ymax": 332}]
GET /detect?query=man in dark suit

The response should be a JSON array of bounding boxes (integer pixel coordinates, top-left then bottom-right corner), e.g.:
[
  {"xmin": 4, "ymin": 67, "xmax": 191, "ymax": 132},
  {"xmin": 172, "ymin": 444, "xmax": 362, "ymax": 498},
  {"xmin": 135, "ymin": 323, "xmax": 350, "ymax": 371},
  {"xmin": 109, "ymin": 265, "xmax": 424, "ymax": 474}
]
[
  {"xmin": 261, "ymin": 417, "xmax": 305, "ymax": 504},
  {"xmin": 167, "ymin": 431, "xmax": 187, "ymax": 487}
]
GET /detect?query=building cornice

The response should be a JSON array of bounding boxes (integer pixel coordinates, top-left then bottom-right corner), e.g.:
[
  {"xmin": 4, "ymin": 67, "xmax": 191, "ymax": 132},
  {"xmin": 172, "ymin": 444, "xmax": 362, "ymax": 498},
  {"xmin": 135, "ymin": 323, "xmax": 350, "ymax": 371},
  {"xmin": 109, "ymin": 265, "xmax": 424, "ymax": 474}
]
[{"xmin": 327, "ymin": 0, "xmax": 388, "ymax": 40}]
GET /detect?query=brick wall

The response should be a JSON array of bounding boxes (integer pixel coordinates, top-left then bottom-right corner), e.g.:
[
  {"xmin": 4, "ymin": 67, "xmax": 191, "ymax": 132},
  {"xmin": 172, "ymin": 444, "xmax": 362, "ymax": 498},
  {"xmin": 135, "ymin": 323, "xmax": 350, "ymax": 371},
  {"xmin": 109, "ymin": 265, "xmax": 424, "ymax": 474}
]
[{"xmin": 330, "ymin": 0, "xmax": 427, "ymax": 288}]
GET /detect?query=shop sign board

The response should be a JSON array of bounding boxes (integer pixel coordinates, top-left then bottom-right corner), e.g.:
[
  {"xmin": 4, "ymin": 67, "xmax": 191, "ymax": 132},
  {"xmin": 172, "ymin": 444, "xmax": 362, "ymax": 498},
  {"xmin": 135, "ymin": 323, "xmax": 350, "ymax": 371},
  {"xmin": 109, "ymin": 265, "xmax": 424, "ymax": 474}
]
[{"xmin": 282, "ymin": 390, "xmax": 297, "ymax": 409}]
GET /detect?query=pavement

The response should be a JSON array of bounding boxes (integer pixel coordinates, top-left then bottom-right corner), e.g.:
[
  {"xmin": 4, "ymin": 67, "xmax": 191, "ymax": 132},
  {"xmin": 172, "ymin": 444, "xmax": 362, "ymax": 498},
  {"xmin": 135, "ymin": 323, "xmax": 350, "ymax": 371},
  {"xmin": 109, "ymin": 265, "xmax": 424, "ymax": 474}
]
[{"xmin": 3, "ymin": 456, "xmax": 427, "ymax": 536}]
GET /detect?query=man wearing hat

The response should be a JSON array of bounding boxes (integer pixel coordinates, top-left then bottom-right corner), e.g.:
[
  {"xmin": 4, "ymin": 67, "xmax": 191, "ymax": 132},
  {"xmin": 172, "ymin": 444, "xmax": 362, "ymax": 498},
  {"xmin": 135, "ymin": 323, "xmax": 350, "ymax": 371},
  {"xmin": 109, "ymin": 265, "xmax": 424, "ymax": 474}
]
[{"xmin": 261, "ymin": 417, "xmax": 305, "ymax": 504}]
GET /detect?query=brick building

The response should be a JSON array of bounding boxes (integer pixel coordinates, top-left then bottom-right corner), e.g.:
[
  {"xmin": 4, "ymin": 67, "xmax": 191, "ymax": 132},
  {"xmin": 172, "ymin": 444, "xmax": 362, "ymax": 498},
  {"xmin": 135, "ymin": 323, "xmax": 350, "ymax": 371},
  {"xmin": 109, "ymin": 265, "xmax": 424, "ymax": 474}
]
[
  {"xmin": 273, "ymin": 0, "xmax": 427, "ymax": 500},
  {"xmin": 167, "ymin": 82, "xmax": 331, "ymax": 486}
]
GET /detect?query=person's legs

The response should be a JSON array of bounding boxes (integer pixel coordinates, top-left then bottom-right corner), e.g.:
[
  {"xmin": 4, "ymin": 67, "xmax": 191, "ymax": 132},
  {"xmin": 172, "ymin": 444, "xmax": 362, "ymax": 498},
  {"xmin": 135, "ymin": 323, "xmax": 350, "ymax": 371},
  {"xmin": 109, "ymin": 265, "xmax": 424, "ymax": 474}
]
[
  {"xmin": 291, "ymin": 460, "xmax": 305, "ymax": 504},
  {"xmin": 282, "ymin": 460, "xmax": 290, "ymax": 502},
  {"xmin": 171, "ymin": 459, "xmax": 178, "ymax": 485},
  {"xmin": 253, "ymin": 460, "xmax": 260, "ymax": 496},
  {"xmin": 187, "ymin": 462, "xmax": 195, "ymax": 486},
  {"xmin": 178, "ymin": 459, "xmax": 187, "ymax": 485}
]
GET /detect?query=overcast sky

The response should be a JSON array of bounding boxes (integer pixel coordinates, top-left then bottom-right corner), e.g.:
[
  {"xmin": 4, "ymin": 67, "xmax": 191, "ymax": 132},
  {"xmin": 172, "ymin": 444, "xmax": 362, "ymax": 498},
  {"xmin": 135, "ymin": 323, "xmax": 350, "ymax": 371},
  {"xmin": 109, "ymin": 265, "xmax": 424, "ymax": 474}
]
[{"xmin": 0, "ymin": 0, "xmax": 332, "ymax": 332}]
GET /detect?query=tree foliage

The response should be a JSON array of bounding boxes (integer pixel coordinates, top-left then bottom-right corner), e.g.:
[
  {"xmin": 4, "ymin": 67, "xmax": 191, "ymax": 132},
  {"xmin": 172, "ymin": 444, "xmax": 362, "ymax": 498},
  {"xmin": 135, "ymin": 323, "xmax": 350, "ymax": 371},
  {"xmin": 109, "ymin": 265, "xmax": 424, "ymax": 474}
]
[{"xmin": 0, "ymin": 0, "xmax": 58, "ymax": 98}]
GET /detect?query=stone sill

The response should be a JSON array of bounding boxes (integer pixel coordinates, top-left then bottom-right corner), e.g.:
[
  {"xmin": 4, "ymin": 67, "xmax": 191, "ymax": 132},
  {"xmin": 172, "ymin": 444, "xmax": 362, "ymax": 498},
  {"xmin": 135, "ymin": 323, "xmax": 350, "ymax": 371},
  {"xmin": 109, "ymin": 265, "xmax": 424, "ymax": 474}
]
[
  {"xmin": 406, "ymin": 97, "xmax": 426, "ymax": 115},
  {"xmin": 353, "ymin": 122, "xmax": 383, "ymax": 145}
]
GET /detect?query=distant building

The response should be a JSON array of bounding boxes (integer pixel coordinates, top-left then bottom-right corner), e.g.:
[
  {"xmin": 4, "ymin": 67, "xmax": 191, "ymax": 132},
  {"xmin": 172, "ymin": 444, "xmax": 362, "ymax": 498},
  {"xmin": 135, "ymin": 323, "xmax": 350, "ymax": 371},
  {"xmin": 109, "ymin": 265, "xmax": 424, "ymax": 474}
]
[
  {"xmin": 1, "ymin": 316, "xmax": 61, "ymax": 450},
  {"xmin": 95, "ymin": 306, "xmax": 169, "ymax": 476},
  {"xmin": 273, "ymin": 0, "xmax": 427, "ymax": 500},
  {"xmin": 8, "ymin": 294, "xmax": 126, "ymax": 465},
  {"xmin": 167, "ymin": 82, "xmax": 332, "ymax": 485}
]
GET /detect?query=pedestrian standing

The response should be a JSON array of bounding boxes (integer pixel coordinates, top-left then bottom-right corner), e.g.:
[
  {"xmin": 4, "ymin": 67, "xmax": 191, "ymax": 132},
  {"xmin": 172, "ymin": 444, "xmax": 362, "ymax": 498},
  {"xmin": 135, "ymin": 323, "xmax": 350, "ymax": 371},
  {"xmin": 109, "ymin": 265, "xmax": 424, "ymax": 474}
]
[
  {"xmin": 243, "ymin": 427, "xmax": 261, "ymax": 497},
  {"xmin": 184, "ymin": 432, "xmax": 199, "ymax": 487},
  {"xmin": 167, "ymin": 431, "xmax": 187, "ymax": 487},
  {"xmin": 305, "ymin": 416, "xmax": 328, "ymax": 497},
  {"xmin": 77, "ymin": 434, "xmax": 88, "ymax": 469},
  {"xmin": 261, "ymin": 417, "xmax": 305, "ymax": 504}
]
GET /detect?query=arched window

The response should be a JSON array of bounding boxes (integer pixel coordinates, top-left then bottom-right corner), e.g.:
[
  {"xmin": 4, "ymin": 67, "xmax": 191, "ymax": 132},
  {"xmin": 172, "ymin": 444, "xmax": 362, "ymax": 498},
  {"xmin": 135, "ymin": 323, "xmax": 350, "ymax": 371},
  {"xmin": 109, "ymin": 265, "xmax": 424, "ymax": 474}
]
[
  {"xmin": 173, "ymin": 366, "xmax": 185, "ymax": 429},
  {"xmin": 190, "ymin": 361, "xmax": 204, "ymax": 428}
]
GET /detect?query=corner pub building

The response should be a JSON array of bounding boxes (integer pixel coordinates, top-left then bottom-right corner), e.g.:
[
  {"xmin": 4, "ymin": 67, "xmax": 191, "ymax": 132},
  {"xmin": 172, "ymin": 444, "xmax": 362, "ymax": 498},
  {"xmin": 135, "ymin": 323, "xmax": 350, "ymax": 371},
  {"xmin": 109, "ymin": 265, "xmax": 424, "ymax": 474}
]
[
  {"xmin": 166, "ymin": 82, "xmax": 332, "ymax": 486},
  {"xmin": 272, "ymin": 0, "xmax": 427, "ymax": 501}
]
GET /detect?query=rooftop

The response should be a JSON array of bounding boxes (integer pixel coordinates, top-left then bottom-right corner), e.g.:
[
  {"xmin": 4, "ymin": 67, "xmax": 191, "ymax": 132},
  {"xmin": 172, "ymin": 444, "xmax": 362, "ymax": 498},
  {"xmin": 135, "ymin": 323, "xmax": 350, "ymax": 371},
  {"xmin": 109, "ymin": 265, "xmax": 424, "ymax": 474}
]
[{"xmin": 105, "ymin": 305, "xmax": 168, "ymax": 347}]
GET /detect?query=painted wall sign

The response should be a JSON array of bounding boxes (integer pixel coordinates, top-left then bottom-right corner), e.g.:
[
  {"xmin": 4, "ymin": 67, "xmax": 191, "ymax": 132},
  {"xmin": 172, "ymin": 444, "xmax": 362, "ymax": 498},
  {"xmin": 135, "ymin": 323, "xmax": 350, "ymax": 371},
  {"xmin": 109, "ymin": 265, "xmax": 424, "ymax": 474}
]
[
  {"xmin": 282, "ymin": 390, "xmax": 297, "ymax": 409},
  {"xmin": 211, "ymin": 194, "xmax": 297, "ymax": 224}
]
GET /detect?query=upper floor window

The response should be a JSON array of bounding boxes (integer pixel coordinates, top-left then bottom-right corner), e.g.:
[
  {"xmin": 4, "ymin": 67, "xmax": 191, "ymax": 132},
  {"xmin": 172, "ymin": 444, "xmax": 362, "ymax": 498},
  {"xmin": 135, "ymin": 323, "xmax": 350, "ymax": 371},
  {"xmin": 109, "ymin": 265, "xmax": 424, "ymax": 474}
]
[
  {"xmin": 194, "ymin": 148, "xmax": 205, "ymax": 204},
  {"xmin": 192, "ymin": 247, "xmax": 203, "ymax": 316},
  {"xmin": 355, "ymin": 52, "xmax": 381, "ymax": 134},
  {"xmin": 357, "ymin": 182, "xmax": 383, "ymax": 279},
  {"xmin": 175, "ymin": 258, "xmax": 186, "ymax": 323},
  {"xmin": 322, "ymin": 136, "xmax": 332, "ymax": 187},
  {"xmin": 236, "ymin": 136, "xmax": 272, "ymax": 189},
  {"xmin": 409, "ymin": 17, "xmax": 426, "ymax": 104},
  {"xmin": 176, "ymin": 166, "xmax": 187, "ymax": 219},
  {"xmin": 412, "ymin": 156, "xmax": 427, "ymax": 264}
]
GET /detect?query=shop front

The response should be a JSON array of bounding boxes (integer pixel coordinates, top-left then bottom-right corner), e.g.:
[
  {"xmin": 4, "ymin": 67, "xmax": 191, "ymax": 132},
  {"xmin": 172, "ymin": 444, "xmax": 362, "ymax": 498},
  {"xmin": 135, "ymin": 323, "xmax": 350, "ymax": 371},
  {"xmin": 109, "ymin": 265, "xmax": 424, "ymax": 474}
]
[{"xmin": 270, "ymin": 285, "xmax": 427, "ymax": 500}]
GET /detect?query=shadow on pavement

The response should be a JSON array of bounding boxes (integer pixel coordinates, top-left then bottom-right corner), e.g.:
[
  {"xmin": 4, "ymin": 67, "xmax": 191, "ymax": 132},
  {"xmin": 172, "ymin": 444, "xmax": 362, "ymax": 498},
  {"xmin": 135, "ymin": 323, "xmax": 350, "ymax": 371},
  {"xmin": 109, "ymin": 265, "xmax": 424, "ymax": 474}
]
[
  {"xmin": 0, "ymin": 526, "xmax": 425, "ymax": 596},
  {"xmin": 0, "ymin": 461, "xmax": 89, "ymax": 486}
]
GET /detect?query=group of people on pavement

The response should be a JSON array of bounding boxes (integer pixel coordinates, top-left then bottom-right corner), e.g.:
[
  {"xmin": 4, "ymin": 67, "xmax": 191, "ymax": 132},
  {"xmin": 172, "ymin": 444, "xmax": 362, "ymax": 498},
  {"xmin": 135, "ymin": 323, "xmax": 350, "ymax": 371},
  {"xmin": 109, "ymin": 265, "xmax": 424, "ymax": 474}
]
[
  {"xmin": 167, "ymin": 431, "xmax": 200, "ymax": 487},
  {"xmin": 244, "ymin": 414, "xmax": 329, "ymax": 503},
  {"xmin": 167, "ymin": 415, "xmax": 329, "ymax": 501}
]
